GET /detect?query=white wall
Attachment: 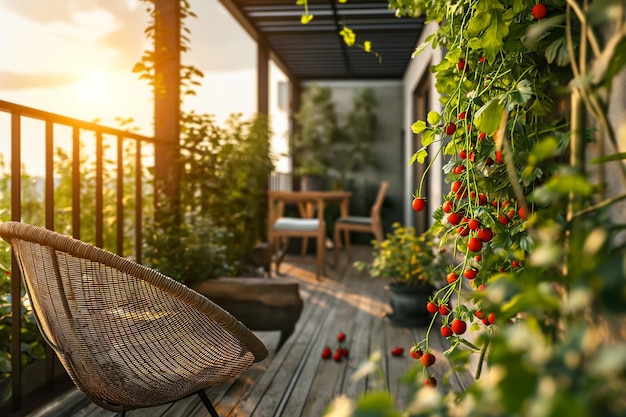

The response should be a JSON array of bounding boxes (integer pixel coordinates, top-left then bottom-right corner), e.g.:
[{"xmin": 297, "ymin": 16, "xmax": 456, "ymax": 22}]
[{"xmin": 402, "ymin": 22, "xmax": 444, "ymax": 227}]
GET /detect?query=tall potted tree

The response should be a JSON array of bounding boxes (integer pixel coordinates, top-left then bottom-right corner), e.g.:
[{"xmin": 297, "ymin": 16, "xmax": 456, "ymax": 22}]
[{"xmin": 292, "ymin": 85, "xmax": 339, "ymax": 190}]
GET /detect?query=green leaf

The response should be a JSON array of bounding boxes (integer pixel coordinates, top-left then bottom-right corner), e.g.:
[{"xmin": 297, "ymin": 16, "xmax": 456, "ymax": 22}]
[
  {"xmin": 531, "ymin": 175, "xmax": 594, "ymax": 204},
  {"xmin": 482, "ymin": 13, "xmax": 512, "ymax": 61},
  {"xmin": 412, "ymin": 41, "xmax": 430, "ymax": 59},
  {"xmin": 467, "ymin": 11, "xmax": 491, "ymax": 38},
  {"xmin": 467, "ymin": 37, "xmax": 482, "ymax": 51},
  {"xmin": 529, "ymin": 96, "xmax": 553, "ymax": 116},
  {"xmin": 511, "ymin": 0, "xmax": 526, "ymax": 13},
  {"xmin": 520, "ymin": 235, "xmax": 534, "ymax": 252},
  {"xmin": 411, "ymin": 148, "xmax": 429, "ymax": 165},
  {"xmin": 473, "ymin": 99, "xmax": 505, "ymax": 135},
  {"xmin": 426, "ymin": 111, "xmax": 441, "ymax": 126},
  {"xmin": 444, "ymin": 140, "xmax": 456, "ymax": 155},
  {"xmin": 545, "ymin": 37, "xmax": 570, "ymax": 66},
  {"xmin": 468, "ymin": 0, "xmax": 511, "ymax": 61},
  {"xmin": 531, "ymin": 137, "xmax": 561, "ymax": 162},
  {"xmin": 421, "ymin": 130, "xmax": 435, "ymax": 147},
  {"xmin": 411, "ymin": 120, "xmax": 427, "ymax": 134},
  {"xmin": 511, "ymin": 79, "xmax": 533, "ymax": 105}
]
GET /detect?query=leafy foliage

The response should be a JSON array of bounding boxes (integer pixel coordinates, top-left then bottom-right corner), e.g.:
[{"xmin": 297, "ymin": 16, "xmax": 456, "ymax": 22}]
[
  {"xmin": 143, "ymin": 112, "xmax": 273, "ymax": 284},
  {"xmin": 355, "ymin": 223, "xmax": 447, "ymax": 287},
  {"xmin": 293, "ymin": 85, "xmax": 340, "ymax": 176}
]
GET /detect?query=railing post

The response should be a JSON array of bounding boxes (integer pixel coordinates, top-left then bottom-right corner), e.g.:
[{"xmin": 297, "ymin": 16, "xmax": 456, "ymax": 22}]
[
  {"xmin": 10, "ymin": 111, "xmax": 22, "ymax": 412},
  {"xmin": 95, "ymin": 132, "xmax": 104, "ymax": 248},
  {"xmin": 117, "ymin": 135, "xmax": 124, "ymax": 255},
  {"xmin": 72, "ymin": 126, "xmax": 80, "ymax": 239}
]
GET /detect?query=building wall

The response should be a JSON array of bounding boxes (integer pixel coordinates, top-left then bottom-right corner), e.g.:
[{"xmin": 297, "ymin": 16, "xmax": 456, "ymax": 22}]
[{"xmin": 402, "ymin": 23, "xmax": 444, "ymax": 228}]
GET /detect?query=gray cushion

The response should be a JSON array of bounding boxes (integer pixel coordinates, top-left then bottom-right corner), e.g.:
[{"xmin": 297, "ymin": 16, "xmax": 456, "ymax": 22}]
[
  {"xmin": 273, "ymin": 217, "xmax": 320, "ymax": 232},
  {"xmin": 336, "ymin": 216, "xmax": 372, "ymax": 225}
]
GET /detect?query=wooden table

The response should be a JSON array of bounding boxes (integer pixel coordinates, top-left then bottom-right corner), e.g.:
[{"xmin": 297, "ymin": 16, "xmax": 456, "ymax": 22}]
[
  {"xmin": 268, "ymin": 190, "xmax": 352, "ymax": 276},
  {"xmin": 268, "ymin": 190, "xmax": 352, "ymax": 220}
]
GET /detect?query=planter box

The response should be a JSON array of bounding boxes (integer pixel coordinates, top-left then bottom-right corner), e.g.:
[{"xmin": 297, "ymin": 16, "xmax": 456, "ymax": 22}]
[{"xmin": 194, "ymin": 277, "xmax": 303, "ymax": 350}]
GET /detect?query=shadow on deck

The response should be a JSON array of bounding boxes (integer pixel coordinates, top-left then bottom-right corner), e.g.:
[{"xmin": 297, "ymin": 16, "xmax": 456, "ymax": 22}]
[{"xmin": 28, "ymin": 246, "xmax": 473, "ymax": 417}]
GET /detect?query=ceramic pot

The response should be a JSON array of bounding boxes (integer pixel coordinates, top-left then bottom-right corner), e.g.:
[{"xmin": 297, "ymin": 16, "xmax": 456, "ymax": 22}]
[{"xmin": 385, "ymin": 281, "xmax": 434, "ymax": 327}]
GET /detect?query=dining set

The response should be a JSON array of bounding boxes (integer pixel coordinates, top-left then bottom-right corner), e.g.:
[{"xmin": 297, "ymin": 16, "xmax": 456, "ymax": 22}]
[{"xmin": 267, "ymin": 181, "xmax": 389, "ymax": 279}]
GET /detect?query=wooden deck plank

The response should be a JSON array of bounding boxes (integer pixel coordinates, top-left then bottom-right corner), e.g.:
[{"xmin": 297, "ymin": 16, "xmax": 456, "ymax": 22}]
[
  {"xmin": 292, "ymin": 279, "xmax": 358, "ymax": 416},
  {"xmin": 229, "ymin": 270, "xmax": 338, "ymax": 416},
  {"xmin": 339, "ymin": 268, "xmax": 381, "ymax": 401},
  {"xmin": 249, "ymin": 280, "xmax": 340, "ymax": 416}
]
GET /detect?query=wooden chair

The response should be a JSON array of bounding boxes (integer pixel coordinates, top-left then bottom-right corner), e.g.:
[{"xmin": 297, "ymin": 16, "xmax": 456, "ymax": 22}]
[
  {"xmin": 0, "ymin": 221, "xmax": 268, "ymax": 417},
  {"xmin": 268, "ymin": 191, "xmax": 327, "ymax": 280},
  {"xmin": 333, "ymin": 181, "xmax": 389, "ymax": 264}
]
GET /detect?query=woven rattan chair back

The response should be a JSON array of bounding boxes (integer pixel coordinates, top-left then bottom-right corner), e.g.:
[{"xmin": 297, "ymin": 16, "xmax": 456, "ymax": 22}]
[{"xmin": 0, "ymin": 222, "xmax": 268, "ymax": 413}]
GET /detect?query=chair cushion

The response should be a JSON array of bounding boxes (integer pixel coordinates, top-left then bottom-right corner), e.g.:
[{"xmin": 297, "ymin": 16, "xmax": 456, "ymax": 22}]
[
  {"xmin": 273, "ymin": 217, "xmax": 320, "ymax": 231},
  {"xmin": 336, "ymin": 216, "xmax": 372, "ymax": 225}
]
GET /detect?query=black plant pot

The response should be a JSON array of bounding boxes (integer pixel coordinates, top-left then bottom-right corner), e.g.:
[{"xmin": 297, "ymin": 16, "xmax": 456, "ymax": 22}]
[
  {"xmin": 385, "ymin": 281, "xmax": 435, "ymax": 327},
  {"xmin": 300, "ymin": 175, "xmax": 325, "ymax": 191}
]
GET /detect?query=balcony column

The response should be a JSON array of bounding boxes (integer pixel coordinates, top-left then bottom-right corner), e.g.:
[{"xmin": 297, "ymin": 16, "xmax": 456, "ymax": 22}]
[
  {"xmin": 290, "ymin": 81, "xmax": 301, "ymax": 189},
  {"xmin": 153, "ymin": 0, "xmax": 181, "ymax": 219},
  {"xmin": 257, "ymin": 43, "xmax": 270, "ymax": 239},
  {"xmin": 257, "ymin": 43, "xmax": 269, "ymax": 117}
]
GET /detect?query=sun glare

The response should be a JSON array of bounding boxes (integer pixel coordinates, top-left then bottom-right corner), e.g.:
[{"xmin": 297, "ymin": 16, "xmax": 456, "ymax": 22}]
[{"xmin": 74, "ymin": 71, "xmax": 112, "ymax": 103}]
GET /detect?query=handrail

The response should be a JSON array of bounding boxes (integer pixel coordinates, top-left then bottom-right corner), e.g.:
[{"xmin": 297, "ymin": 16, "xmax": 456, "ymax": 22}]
[{"xmin": 0, "ymin": 100, "xmax": 163, "ymax": 144}]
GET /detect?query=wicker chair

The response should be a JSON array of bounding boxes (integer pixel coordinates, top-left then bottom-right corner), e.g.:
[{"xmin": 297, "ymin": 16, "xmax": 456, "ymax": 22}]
[{"xmin": 0, "ymin": 222, "xmax": 268, "ymax": 416}]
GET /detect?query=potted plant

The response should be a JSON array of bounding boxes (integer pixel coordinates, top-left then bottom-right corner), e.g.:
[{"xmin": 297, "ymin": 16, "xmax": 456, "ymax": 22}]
[
  {"xmin": 355, "ymin": 223, "xmax": 447, "ymax": 327},
  {"xmin": 292, "ymin": 85, "xmax": 339, "ymax": 190}
]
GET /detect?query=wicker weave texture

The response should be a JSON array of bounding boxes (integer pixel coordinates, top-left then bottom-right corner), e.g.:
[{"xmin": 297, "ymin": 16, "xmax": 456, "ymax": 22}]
[{"xmin": 0, "ymin": 222, "xmax": 268, "ymax": 411}]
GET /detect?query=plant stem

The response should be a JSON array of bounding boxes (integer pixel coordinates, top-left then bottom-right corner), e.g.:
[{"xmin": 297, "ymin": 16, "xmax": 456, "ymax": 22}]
[{"xmin": 475, "ymin": 339, "xmax": 490, "ymax": 380}]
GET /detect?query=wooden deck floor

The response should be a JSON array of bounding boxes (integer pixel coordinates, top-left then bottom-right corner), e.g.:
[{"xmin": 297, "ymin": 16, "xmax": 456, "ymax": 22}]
[{"xmin": 28, "ymin": 247, "xmax": 472, "ymax": 417}]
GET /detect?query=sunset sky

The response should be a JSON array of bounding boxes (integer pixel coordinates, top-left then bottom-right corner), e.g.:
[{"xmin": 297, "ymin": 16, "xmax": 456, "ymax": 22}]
[{"xmin": 0, "ymin": 0, "xmax": 289, "ymax": 172}]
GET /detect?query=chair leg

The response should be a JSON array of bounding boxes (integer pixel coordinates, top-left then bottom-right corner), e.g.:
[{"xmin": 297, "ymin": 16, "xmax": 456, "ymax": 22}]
[
  {"xmin": 197, "ymin": 390, "xmax": 220, "ymax": 417},
  {"xmin": 317, "ymin": 226, "xmax": 326, "ymax": 280},
  {"xmin": 333, "ymin": 225, "xmax": 341, "ymax": 266},
  {"xmin": 373, "ymin": 223, "xmax": 384, "ymax": 242},
  {"xmin": 343, "ymin": 230, "xmax": 352, "ymax": 260},
  {"xmin": 277, "ymin": 325, "xmax": 295, "ymax": 351}
]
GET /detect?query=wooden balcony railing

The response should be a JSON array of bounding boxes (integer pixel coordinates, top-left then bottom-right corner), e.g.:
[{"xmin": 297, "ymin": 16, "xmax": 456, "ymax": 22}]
[{"xmin": 0, "ymin": 100, "xmax": 158, "ymax": 416}]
